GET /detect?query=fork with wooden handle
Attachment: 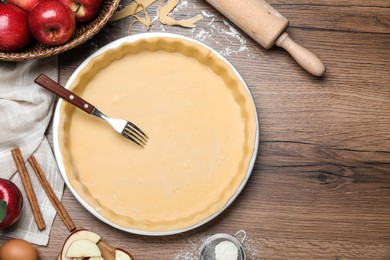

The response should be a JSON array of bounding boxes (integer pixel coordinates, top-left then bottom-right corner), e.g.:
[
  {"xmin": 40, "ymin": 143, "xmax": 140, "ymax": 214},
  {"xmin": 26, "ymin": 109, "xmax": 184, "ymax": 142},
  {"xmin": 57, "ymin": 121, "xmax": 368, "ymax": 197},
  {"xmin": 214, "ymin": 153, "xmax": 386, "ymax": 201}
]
[{"xmin": 34, "ymin": 74, "xmax": 148, "ymax": 147}]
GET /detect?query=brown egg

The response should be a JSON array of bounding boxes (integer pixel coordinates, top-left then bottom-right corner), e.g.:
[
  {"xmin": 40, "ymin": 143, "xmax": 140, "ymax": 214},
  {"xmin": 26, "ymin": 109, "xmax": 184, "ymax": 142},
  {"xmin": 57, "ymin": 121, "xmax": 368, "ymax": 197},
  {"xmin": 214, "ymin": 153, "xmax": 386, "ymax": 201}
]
[{"xmin": 0, "ymin": 239, "xmax": 39, "ymax": 260}]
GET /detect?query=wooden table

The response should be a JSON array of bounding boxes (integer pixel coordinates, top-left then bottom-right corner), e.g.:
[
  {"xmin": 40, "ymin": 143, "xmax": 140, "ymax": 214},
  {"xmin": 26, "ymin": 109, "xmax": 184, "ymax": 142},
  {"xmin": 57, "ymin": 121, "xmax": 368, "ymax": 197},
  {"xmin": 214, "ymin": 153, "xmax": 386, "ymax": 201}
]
[{"xmin": 41, "ymin": 0, "xmax": 390, "ymax": 259}]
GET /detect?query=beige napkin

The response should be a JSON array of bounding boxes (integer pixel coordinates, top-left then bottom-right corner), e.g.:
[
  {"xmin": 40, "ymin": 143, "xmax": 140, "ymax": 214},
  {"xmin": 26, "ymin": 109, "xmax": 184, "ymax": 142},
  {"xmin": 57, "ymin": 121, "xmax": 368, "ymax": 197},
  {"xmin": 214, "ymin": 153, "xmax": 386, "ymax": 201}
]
[{"xmin": 0, "ymin": 57, "xmax": 64, "ymax": 246}]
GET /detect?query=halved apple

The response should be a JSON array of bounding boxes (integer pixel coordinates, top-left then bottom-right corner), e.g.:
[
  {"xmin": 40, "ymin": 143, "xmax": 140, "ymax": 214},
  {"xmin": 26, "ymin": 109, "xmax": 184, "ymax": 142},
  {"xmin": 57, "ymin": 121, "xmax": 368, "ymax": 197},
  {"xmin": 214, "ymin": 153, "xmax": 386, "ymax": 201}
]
[
  {"xmin": 65, "ymin": 239, "xmax": 101, "ymax": 258},
  {"xmin": 61, "ymin": 229, "xmax": 101, "ymax": 260},
  {"xmin": 116, "ymin": 248, "xmax": 134, "ymax": 260}
]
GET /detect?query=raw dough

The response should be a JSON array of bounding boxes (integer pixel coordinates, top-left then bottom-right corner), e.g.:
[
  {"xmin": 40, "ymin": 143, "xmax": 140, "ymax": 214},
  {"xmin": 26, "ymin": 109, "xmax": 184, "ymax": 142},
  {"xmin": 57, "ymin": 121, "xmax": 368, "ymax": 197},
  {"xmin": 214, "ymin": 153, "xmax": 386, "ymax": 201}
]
[
  {"xmin": 110, "ymin": 0, "xmax": 202, "ymax": 30},
  {"xmin": 58, "ymin": 36, "xmax": 256, "ymax": 232},
  {"xmin": 158, "ymin": 0, "xmax": 202, "ymax": 28}
]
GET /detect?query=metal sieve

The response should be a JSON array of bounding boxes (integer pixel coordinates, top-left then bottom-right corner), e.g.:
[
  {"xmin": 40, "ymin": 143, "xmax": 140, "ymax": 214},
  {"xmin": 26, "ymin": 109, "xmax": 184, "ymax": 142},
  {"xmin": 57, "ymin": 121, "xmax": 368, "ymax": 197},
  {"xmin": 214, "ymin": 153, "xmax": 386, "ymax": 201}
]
[{"xmin": 200, "ymin": 230, "xmax": 247, "ymax": 260}]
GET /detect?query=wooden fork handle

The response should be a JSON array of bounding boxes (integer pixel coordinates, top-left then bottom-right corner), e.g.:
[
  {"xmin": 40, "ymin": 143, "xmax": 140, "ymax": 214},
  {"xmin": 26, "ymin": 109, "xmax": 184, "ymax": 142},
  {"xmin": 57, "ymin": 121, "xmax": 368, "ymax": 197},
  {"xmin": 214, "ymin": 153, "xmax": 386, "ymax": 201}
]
[{"xmin": 34, "ymin": 74, "xmax": 95, "ymax": 114}]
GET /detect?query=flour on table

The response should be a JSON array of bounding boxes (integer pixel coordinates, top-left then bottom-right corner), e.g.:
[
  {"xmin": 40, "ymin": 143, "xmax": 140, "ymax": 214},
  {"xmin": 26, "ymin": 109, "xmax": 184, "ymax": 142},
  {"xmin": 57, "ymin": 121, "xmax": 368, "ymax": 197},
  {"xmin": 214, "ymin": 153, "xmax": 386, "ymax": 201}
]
[
  {"xmin": 171, "ymin": 0, "xmax": 189, "ymax": 14},
  {"xmin": 188, "ymin": 10, "xmax": 255, "ymax": 58},
  {"xmin": 174, "ymin": 236, "xmax": 207, "ymax": 260},
  {"xmin": 242, "ymin": 237, "xmax": 259, "ymax": 259},
  {"xmin": 111, "ymin": 1, "xmax": 257, "ymax": 58}
]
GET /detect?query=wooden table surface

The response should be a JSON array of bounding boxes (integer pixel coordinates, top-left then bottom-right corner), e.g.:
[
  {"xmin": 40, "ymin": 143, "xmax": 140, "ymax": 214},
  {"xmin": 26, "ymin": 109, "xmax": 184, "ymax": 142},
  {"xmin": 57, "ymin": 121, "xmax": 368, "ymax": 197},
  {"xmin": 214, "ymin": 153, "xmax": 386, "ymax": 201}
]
[{"xmin": 40, "ymin": 0, "xmax": 390, "ymax": 259}]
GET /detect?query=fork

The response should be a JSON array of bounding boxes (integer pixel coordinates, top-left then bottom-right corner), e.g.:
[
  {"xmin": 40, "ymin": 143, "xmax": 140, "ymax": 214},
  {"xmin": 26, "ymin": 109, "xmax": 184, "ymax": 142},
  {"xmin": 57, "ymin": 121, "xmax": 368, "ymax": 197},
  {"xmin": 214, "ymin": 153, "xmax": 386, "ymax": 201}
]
[{"xmin": 34, "ymin": 74, "xmax": 148, "ymax": 147}]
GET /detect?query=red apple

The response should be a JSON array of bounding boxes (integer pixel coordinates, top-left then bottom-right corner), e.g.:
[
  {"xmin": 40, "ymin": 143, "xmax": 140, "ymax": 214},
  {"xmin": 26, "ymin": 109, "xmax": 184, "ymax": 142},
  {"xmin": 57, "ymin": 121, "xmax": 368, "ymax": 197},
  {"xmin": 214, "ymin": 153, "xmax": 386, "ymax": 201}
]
[
  {"xmin": 28, "ymin": 0, "xmax": 76, "ymax": 46},
  {"xmin": 0, "ymin": 178, "xmax": 23, "ymax": 228},
  {"xmin": 6, "ymin": 0, "xmax": 42, "ymax": 12},
  {"xmin": 0, "ymin": 3, "xmax": 31, "ymax": 52},
  {"xmin": 59, "ymin": 0, "xmax": 102, "ymax": 22}
]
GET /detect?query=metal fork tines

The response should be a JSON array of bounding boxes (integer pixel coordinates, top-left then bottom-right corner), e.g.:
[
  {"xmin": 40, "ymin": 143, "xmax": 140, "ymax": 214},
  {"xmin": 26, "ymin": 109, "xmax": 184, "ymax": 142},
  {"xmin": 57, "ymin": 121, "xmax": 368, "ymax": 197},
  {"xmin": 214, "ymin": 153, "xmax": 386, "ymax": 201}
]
[{"xmin": 91, "ymin": 108, "xmax": 148, "ymax": 147}]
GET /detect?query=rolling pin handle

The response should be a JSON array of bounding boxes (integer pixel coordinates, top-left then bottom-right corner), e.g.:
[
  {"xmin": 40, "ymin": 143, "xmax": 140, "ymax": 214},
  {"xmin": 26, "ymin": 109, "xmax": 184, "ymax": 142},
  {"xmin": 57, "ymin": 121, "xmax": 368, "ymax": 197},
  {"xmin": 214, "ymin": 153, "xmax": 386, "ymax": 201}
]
[{"xmin": 276, "ymin": 32, "xmax": 326, "ymax": 76}]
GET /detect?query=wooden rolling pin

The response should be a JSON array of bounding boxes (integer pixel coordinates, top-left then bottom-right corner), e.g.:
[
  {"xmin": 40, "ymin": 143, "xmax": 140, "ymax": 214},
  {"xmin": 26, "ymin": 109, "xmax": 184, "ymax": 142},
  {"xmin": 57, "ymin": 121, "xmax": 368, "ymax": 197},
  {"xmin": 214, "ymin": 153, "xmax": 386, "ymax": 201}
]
[{"xmin": 205, "ymin": 0, "xmax": 326, "ymax": 76}]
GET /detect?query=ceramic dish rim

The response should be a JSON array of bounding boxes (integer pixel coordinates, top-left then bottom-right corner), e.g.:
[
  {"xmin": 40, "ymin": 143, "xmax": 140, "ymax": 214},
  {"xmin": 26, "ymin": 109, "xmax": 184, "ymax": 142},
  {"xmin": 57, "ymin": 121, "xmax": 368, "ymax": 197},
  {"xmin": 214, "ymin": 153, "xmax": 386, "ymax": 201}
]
[{"xmin": 52, "ymin": 32, "xmax": 259, "ymax": 236}]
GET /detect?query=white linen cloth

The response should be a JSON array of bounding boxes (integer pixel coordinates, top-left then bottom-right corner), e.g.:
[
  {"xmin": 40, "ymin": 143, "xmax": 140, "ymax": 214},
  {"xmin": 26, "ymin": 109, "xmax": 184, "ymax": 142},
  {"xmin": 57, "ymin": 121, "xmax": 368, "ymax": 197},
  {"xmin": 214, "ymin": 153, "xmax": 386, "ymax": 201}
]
[{"xmin": 0, "ymin": 57, "xmax": 64, "ymax": 246}]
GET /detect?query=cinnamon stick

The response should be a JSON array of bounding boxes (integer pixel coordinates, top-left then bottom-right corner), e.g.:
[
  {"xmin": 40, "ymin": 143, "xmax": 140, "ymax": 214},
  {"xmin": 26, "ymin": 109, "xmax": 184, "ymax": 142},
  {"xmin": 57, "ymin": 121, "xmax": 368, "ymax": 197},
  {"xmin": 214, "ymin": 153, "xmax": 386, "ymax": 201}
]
[
  {"xmin": 11, "ymin": 147, "xmax": 46, "ymax": 231},
  {"xmin": 28, "ymin": 155, "xmax": 76, "ymax": 232}
]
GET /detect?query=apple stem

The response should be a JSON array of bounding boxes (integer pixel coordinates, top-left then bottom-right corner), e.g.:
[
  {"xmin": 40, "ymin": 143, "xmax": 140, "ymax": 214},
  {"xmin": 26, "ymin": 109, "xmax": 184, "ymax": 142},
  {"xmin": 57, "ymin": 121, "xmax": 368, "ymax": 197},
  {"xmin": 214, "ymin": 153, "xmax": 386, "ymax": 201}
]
[
  {"xmin": 50, "ymin": 30, "xmax": 56, "ymax": 42},
  {"xmin": 74, "ymin": 3, "xmax": 81, "ymax": 15}
]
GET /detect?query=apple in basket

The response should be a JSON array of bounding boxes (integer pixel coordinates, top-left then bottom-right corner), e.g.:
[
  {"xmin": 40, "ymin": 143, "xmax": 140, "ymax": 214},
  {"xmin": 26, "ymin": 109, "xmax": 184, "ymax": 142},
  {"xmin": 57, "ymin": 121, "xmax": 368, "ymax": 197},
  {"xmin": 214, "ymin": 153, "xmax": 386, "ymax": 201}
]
[
  {"xmin": 59, "ymin": 0, "xmax": 103, "ymax": 22},
  {"xmin": 0, "ymin": 3, "xmax": 31, "ymax": 52},
  {"xmin": 0, "ymin": 178, "xmax": 23, "ymax": 228},
  {"xmin": 28, "ymin": 0, "xmax": 76, "ymax": 46},
  {"xmin": 6, "ymin": 0, "xmax": 42, "ymax": 12}
]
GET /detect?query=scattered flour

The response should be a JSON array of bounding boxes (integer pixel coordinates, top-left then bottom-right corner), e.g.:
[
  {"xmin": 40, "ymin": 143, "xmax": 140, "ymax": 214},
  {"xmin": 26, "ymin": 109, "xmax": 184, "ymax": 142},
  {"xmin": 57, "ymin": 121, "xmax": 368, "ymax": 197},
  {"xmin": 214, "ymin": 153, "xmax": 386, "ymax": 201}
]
[
  {"xmin": 157, "ymin": 3, "xmax": 256, "ymax": 58},
  {"xmin": 201, "ymin": 10, "xmax": 214, "ymax": 18},
  {"xmin": 115, "ymin": 0, "xmax": 259, "ymax": 59},
  {"xmin": 171, "ymin": 0, "xmax": 189, "ymax": 14},
  {"xmin": 242, "ymin": 237, "xmax": 259, "ymax": 259},
  {"xmin": 174, "ymin": 236, "xmax": 207, "ymax": 260},
  {"xmin": 190, "ymin": 13, "xmax": 254, "ymax": 58}
]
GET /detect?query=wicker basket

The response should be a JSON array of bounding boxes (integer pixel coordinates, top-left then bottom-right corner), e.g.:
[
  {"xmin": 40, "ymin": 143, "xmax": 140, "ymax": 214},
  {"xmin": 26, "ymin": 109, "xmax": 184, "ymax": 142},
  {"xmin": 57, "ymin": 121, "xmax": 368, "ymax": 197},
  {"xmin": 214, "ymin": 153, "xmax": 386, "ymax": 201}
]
[{"xmin": 0, "ymin": 0, "xmax": 120, "ymax": 61}]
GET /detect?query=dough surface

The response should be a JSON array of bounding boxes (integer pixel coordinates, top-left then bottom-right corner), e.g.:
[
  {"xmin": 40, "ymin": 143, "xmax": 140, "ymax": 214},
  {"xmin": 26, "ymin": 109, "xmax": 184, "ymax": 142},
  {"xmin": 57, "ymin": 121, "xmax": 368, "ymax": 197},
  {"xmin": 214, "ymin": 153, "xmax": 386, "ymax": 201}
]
[{"xmin": 58, "ymin": 36, "xmax": 257, "ymax": 232}]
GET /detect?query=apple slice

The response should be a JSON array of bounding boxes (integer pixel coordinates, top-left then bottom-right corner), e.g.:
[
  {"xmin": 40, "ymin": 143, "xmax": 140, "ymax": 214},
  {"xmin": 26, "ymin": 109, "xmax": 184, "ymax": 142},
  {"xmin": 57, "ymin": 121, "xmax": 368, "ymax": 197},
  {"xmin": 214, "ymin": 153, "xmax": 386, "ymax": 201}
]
[
  {"xmin": 68, "ymin": 256, "xmax": 104, "ymax": 260},
  {"xmin": 65, "ymin": 239, "xmax": 101, "ymax": 258},
  {"xmin": 85, "ymin": 257, "xmax": 104, "ymax": 260},
  {"xmin": 61, "ymin": 229, "xmax": 101, "ymax": 260},
  {"xmin": 116, "ymin": 248, "xmax": 134, "ymax": 260}
]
